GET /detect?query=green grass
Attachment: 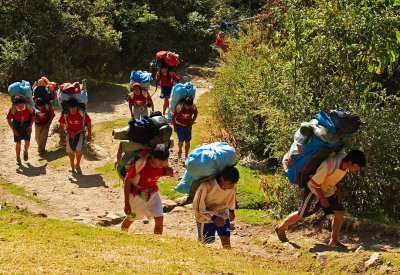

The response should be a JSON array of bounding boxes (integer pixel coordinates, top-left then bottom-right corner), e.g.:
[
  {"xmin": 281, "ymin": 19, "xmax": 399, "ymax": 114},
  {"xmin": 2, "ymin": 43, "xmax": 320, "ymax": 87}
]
[
  {"xmin": 191, "ymin": 92, "xmax": 216, "ymax": 148},
  {"xmin": 236, "ymin": 165, "xmax": 266, "ymax": 210},
  {"xmin": 158, "ymin": 178, "xmax": 183, "ymax": 200},
  {"xmin": 0, "ymin": 180, "xmax": 42, "ymax": 204},
  {"xmin": 95, "ymin": 161, "xmax": 120, "ymax": 185},
  {"xmin": 235, "ymin": 209, "xmax": 274, "ymax": 225},
  {"xmin": 0, "ymin": 206, "xmax": 299, "ymax": 274}
]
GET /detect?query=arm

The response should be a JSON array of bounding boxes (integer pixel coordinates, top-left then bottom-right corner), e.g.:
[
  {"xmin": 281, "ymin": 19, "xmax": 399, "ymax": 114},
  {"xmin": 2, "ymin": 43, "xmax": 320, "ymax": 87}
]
[
  {"xmin": 45, "ymin": 106, "xmax": 55, "ymax": 129},
  {"xmin": 163, "ymin": 166, "xmax": 173, "ymax": 177},
  {"xmin": 147, "ymin": 94, "xmax": 154, "ymax": 112},
  {"xmin": 171, "ymin": 112, "xmax": 177, "ymax": 132},
  {"xmin": 128, "ymin": 99, "xmax": 133, "ymax": 117},
  {"xmin": 309, "ymin": 163, "xmax": 329, "ymax": 208},
  {"xmin": 229, "ymin": 189, "xmax": 236, "ymax": 222},
  {"xmin": 335, "ymin": 183, "xmax": 344, "ymax": 203},
  {"xmin": 191, "ymin": 107, "xmax": 198, "ymax": 125},
  {"xmin": 123, "ymin": 176, "xmax": 132, "ymax": 215},
  {"xmin": 59, "ymin": 122, "xmax": 66, "ymax": 144},
  {"xmin": 27, "ymin": 112, "xmax": 35, "ymax": 134},
  {"xmin": 86, "ymin": 121, "xmax": 92, "ymax": 142},
  {"xmin": 7, "ymin": 119, "xmax": 18, "ymax": 136},
  {"xmin": 194, "ymin": 183, "xmax": 221, "ymax": 224}
]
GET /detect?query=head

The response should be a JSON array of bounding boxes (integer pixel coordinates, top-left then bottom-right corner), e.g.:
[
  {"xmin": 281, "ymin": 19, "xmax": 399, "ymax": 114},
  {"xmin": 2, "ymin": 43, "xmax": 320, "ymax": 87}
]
[
  {"xmin": 149, "ymin": 144, "xmax": 170, "ymax": 168},
  {"xmin": 343, "ymin": 149, "xmax": 366, "ymax": 173},
  {"xmin": 13, "ymin": 95, "xmax": 28, "ymax": 110},
  {"xmin": 130, "ymin": 82, "xmax": 142, "ymax": 94},
  {"xmin": 35, "ymin": 97, "xmax": 45, "ymax": 109},
  {"xmin": 161, "ymin": 67, "xmax": 168, "ymax": 75},
  {"xmin": 68, "ymin": 100, "xmax": 79, "ymax": 114},
  {"xmin": 183, "ymin": 97, "xmax": 193, "ymax": 108},
  {"xmin": 217, "ymin": 166, "xmax": 239, "ymax": 189}
]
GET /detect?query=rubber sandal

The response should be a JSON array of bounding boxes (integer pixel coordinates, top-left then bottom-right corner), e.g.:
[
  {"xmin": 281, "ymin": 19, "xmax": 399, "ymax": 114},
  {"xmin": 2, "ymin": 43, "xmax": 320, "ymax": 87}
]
[{"xmin": 328, "ymin": 240, "xmax": 347, "ymax": 248}]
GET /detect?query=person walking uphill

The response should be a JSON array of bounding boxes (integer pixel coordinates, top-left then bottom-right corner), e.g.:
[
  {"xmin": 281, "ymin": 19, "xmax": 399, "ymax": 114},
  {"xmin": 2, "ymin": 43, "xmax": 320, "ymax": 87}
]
[
  {"xmin": 194, "ymin": 166, "xmax": 239, "ymax": 249},
  {"xmin": 121, "ymin": 144, "xmax": 174, "ymax": 234},
  {"xmin": 171, "ymin": 96, "xmax": 198, "ymax": 159},
  {"xmin": 34, "ymin": 98, "xmax": 55, "ymax": 155},
  {"xmin": 155, "ymin": 66, "xmax": 180, "ymax": 116},
  {"xmin": 6, "ymin": 95, "xmax": 35, "ymax": 164},
  {"xmin": 275, "ymin": 150, "xmax": 366, "ymax": 247},
  {"xmin": 127, "ymin": 82, "xmax": 154, "ymax": 120},
  {"xmin": 58, "ymin": 100, "xmax": 92, "ymax": 174}
]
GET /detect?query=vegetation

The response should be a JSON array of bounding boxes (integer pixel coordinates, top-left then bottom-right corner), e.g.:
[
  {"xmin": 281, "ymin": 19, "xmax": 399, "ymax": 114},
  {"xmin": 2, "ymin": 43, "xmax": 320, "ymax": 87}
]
[
  {"xmin": 0, "ymin": 180, "xmax": 42, "ymax": 204},
  {"xmin": 213, "ymin": 0, "xmax": 400, "ymax": 219}
]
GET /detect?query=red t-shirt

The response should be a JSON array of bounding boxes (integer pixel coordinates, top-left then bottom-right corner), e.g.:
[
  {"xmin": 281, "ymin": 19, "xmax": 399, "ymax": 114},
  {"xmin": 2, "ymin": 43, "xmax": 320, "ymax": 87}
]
[
  {"xmin": 172, "ymin": 104, "xmax": 198, "ymax": 128},
  {"xmin": 58, "ymin": 112, "xmax": 91, "ymax": 135},
  {"xmin": 126, "ymin": 160, "xmax": 164, "ymax": 192},
  {"xmin": 155, "ymin": 72, "xmax": 180, "ymax": 87},
  {"xmin": 128, "ymin": 92, "xmax": 147, "ymax": 107},
  {"xmin": 35, "ymin": 105, "xmax": 55, "ymax": 126},
  {"xmin": 6, "ymin": 107, "xmax": 34, "ymax": 123}
]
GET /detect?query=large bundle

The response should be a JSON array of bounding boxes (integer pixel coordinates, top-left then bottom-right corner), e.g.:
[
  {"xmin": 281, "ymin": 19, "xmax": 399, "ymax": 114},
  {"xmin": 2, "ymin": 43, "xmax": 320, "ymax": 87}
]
[
  {"xmin": 175, "ymin": 142, "xmax": 237, "ymax": 193},
  {"xmin": 130, "ymin": 70, "xmax": 153, "ymax": 90},
  {"xmin": 115, "ymin": 140, "xmax": 151, "ymax": 179},
  {"xmin": 33, "ymin": 86, "xmax": 54, "ymax": 103},
  {"xmin": 128, "ymin": 116, "xmax": 172, "ymax": 146},
  {"xmin": 156, "ymin": 51, "xmax": 180, "ymax": 70},
  {"xmin": 282, "ymin": 109, "xmax": 363, "ymax": 188},
  {"xmin": 58, "ymin": 82, "xmax": 88, "ymax": 112},
  {"xmin": 8, "ymin": 80, "xmax": 35, "ymax": 106},
  {"xmin": 167, "ymin": 82, "xmax": 196, "ymax": 120}
]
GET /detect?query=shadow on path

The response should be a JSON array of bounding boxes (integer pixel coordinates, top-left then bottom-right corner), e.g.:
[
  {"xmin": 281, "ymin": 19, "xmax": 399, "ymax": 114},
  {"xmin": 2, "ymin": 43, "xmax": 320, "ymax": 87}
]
[
  {"xmin": 69, "ymin": 173, "xmax": 107, "ymax": 188},
  {"xmin": 16, "ymin": 163, "xmax": 47, "ymax": 176}
]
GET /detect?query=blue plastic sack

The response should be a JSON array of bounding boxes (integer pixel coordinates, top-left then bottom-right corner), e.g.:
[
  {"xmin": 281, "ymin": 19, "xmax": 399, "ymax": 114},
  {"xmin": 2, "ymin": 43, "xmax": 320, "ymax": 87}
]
[
  {"xmin": 174, "ymin": 142, "xmax": 237, "ymax": 194},
  {"xmin": 130, "ymin": 70, "xmax": 153, "ymax": 84},
  {"xmin": 8, "ymin": 80, "xmax": 32, "ymax": 99},
  {"xmin": 59, "ymin": 89, "xmax": 88, "ymax": 106},
  {"xmin": 167, "ymin": 82, "xmax": 196, "ymax": 120}
]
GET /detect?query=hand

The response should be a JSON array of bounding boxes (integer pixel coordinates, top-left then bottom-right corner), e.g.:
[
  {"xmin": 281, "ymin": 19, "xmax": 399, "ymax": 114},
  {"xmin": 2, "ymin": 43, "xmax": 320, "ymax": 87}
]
[
  {"xmin": 86, "ymin": 135, "xmax": 92, "ymax": 142},
  {"xmin": 164, "ymin": 167, "xmax": 173, "ymax": 177},
  {"xmin": 229, "ymin": 211, "xmax": 235, "ymax": 222},
  {"xmin": 124, "ymin": 204, "xmax": 132, "ymax": 215},
  {"xmin": 320, "ymin": 197, "xmax": 329, "ymax": 208},
  {"xmin": 27, "ymin": 127, "xmax": 32, "ymax": 134},
  {"xmin": 214, "ymin": 216, "xmax": 226, "ymax": 227}
]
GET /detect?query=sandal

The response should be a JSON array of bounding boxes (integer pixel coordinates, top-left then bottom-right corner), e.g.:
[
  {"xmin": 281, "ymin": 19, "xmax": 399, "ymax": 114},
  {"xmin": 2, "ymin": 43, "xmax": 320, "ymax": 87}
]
[{"xmin": 16, "ymin": 156, "xmax": 21, "ymax": 165}]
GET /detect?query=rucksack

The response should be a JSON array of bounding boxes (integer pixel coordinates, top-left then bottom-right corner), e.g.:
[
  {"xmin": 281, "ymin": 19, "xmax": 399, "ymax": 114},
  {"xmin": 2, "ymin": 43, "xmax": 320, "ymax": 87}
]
[
  {"xmin": 155, "ymin": 51, "xmax": 180, "ymax": 71},
  {"xmin": 59, "ymin": 83, "xmax": 88, "ymax": 113},
  {"xmin": 116, "ymin": 146, "xmax": 150, "ymax": 180},
  {"xmin": 33, "ymin": 85, "xmax": 54, "ymax": 103},
  {"xmin": 283, "ymin": 109, "xmax": 361, "ymax": 188},
  {"xmin": 167, "ymin": 82, "xmax": 196, "ymax": 120},
  {"xmin": 128, "ymin": 116, "xmax": 172, "ymax": 146},
  {"xmin": 130, "ymin": 70, "xmax": 153, "ymax": 90}
]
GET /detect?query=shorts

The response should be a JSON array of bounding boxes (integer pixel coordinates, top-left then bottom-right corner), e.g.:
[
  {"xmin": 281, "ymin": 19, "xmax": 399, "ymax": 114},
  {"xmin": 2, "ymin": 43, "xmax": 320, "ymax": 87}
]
[
  {"xmin": 297, "ymin": 186, "xmax": 345, "ymax": 218},
  {"xmin": 66, "ymin": 133, "xmax": 84, "ymax": 153},
  {"xmin": 197, "ymin": 219, "xmax": 231, "ymax": 244},
  {"xmin": 176, "ymin": 126, "xmax": 192, "ymax": 142},
  {"xmin": 126, "ymin": 192, "xmax": 163, "ymax": 221},
  {"xmin": 12, "ymin": 121, "xmax": 31, "ymax": 142},
  {"xmin": 160, "ymin": 86, "xmax": 172, "ymax": 99}
]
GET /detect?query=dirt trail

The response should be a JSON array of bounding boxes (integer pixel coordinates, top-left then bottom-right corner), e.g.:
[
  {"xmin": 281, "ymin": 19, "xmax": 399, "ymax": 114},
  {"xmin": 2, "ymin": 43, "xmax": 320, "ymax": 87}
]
[{"xmin": 0, "ymin": 70, "xmax": 398, "ymax": 259}]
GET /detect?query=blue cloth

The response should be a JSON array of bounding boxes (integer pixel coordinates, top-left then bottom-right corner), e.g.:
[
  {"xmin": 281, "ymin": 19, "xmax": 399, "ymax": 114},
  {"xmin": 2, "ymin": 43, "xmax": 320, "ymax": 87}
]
[
  {"xmin": 130, "ymin": 70, "xmax": 153, "ymax": 84},
  {"xmin": 160, "ymin": 86, "xmax": 172, "ymax": 98},
  {"xmin": 174, "ymin": 142, "xmax": 237, "ymax": 194},
  {"xmin": 197, "ymin": 219, "xmax": 231, "ymax": 243},
  {"xmin": 8, "ymin": 80, "xmax": 35, "ymax": 106},
  {"xmin": 167, "ymin": 82, "xmax": 196, "ymax": 120},
  {"xmin": 176, "ymin": 126, "xmax": 192, "ymax": 142}
]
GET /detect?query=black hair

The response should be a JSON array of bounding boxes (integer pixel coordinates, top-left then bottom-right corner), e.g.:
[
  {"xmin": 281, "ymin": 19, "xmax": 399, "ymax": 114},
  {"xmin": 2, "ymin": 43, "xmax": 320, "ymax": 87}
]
[
  {"xmin": 218, "ymin": 166, "xmax": 239, "ymax": 183},
  {"xmin": 343, "ymin": 149, "xmax": 366, "ymax": 167},
  {"xmin": 35, "ymin": 97, "xmax": 45, "ymax": 106},
  {"xmin": 67, "ymin": 99, "xmax": 79, "ymax": 108},
  {"xmin": 184, "ymin": 97, "xmax": 193, "ymax": 106},
  {"xmin": 13, "ymin": 95, "xmax": 28, "ymax": 105},
  {"xmin": 150, "ymin": 144, "xmax": 170, "ymax": 160}
]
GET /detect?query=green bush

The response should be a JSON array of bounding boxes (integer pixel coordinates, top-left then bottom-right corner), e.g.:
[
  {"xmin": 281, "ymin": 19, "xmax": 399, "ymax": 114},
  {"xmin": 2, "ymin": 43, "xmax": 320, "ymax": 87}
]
[{"xmin": 213, "ymin": 0, "xmax": 400, "ymax": 219}]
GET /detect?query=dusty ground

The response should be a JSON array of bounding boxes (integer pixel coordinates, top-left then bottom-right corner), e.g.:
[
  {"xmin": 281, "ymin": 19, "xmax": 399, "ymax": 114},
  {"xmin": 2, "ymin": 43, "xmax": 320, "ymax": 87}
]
[{"xmin": 0, "ymin": 69, "xmax": 398, "ymax": 260}]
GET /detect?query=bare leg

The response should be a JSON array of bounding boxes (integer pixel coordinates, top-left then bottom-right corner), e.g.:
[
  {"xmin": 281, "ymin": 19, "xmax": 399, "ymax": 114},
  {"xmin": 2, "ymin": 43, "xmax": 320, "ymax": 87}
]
[
  {"xmin": 177, "ymin": 142, "xmax": 183, "ymax": 158},
  {"xmin": 76, "ymin": 151, "xmax": 83, "ymax": 168},
  {"xmin": 220, "ymin": 236, "xmax": 231, "ymax": 249},
  {"xmin": 24, "ymin": 141, "xmax": 30, "ymax": 151},
  {"xmin": 276, "ymin": 212, "xmax": 301, "ymax": 232},
  {"xmin": 121, "ymin": 219, "xmax": 133, "ymax": 231},
  {"xmin": 16, "ymin": 142, "xmax": 21, "ymax": 159},
  {"xmin": 153, "ymin": 216, "xmax": 163, "ymax": 235},
  {"xmin": 163, "ymin": 97, "xmax": 170, "ymax": 116},
  {"xmin": 330, "ymin": 210, "xmax": 345, "ymax": 244},
  {"xmin": 69, "ymin": 152, "xmax": 75, "ymax": 170},
  {"xmin": 184, "ymin": 141, "xmax": 190, "ymax": 158}
]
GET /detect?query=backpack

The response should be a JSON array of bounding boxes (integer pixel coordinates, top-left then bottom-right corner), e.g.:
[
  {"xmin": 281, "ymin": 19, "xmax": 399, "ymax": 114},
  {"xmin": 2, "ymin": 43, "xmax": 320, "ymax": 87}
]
[
  {"xmin": 128, "ymin": 116, "xmax": 172, "ymax": 146},
  {"xmin": 130, "ymin": 71, "xmax": 153, "ymax": 90},
  {"xmin": 175, "ymin": 142, "xmax": 237, "ymax": 194},
  {"xmin": 59, "ymin": 84, "xmax": 88, "ymax": 113},
  {"xmin": 167, "ymin": 82, "xmax": 196, "ymax": 120},
  {"xmin": 116, "ymin": 146, "xmax": 150, "ymax": 180},
  {"xmin": 33, "ymin": 85, "xmax": 54, "ymax": 103},
  {"xmin": 283, "ymin": 109, "xmax": 361, "ymax": 188}
]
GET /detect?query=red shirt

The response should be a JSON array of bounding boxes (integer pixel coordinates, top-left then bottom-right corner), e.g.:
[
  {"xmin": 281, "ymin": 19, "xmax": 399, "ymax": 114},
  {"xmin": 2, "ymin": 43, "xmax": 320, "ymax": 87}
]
[
  {"xmin": 155, "ymin": 72, "xmax": 180, "ymax": 87},
  {"xmin": 35, "ymin": 105, "xmax": 55, "ymax": 126},
  {"xmin": 126, "ymin": 160, "xmax": 164, "ymax": 192},
  {"xmin": 128, "ymin": 92, "xmax": 147, "ymax": 107},
  {"xmin": 172, "ymin": 104, "xmax": 198, "ymax": 128},
  {"xmin": 6, "ymin": 107, "xmax": 34, "ymax": 123},
  {"xmin": 58, "ymin": 112, "xmax": 91, "ymax": 136}
]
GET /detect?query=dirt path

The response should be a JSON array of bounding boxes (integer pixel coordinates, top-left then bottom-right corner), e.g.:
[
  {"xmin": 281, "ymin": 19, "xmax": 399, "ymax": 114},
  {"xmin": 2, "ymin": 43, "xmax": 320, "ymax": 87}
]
[{"xmin": 0, "ymin": 70, "xmax": 398, "ymax": 260}]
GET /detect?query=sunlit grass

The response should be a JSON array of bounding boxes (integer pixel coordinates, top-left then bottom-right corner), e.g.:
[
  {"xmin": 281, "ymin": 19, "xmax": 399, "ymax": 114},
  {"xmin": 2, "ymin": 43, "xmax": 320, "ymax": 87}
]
[{"xmin": 0, "ymin": 180, "xmax": 42, "ymax": 204}]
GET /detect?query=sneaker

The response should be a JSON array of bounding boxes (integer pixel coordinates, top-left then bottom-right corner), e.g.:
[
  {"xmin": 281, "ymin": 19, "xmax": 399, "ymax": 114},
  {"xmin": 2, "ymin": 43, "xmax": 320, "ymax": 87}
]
[
  {"xmin": 23, "ymin": 150, "xmax": 28, "ymax": 161},
  {"xmin": 275, "ymin": 226, "xmax": 289, "ymax": 242},
  {"xmin": 328, "ymin": 240, "xmax": 347, "ymax": 248},
  {"xmin": 75, "ymin": 166, "xmax": 82, "ymax": 174}
]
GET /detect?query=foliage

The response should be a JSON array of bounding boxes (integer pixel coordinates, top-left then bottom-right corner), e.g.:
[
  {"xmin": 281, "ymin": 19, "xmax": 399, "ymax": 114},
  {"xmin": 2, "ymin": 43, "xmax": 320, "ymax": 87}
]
[{"xmin": 212, "ymin": 0, "xmax": 400, "ymax": 218}]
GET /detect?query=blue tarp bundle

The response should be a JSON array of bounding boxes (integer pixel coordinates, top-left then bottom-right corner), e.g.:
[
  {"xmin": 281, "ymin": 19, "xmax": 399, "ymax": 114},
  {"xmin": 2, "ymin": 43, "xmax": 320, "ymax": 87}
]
[
  {"xmin": 130, "ymin": 70, "xmax": 153, "ymax": 90},
  {"xmin": 167, "ymin": 82, "xmax": 196, "ymax": 120},
  {"xmin": 8, "ymin": 80, "xmax": 35, "ymax": 107},
  {"xmin": 59, "ymin": 89, "xmax": 88, "ymax": 106},
  {"xmin": 175, "ymin": 142, "xmax": 237, "ymax": 194}
]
